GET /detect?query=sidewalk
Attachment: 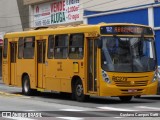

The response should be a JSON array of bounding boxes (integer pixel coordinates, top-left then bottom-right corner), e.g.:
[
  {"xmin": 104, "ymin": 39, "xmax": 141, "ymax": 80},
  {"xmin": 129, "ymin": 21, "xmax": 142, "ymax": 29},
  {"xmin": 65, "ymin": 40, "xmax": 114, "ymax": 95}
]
[{"xmin": 0, "ymin": 80, "xmax": 21, "ymax": 94}]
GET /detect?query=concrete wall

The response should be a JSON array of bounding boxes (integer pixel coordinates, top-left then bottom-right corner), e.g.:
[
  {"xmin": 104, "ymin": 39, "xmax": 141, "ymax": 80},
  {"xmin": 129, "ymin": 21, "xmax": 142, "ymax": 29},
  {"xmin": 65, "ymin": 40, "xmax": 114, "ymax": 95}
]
[
  {"xmin": 17, "ymin": 0, "xmax": 30, "ymax": 30},
  {"xmin": 0, "ymin": 0, "xmax": 22, "ymax": 32}
]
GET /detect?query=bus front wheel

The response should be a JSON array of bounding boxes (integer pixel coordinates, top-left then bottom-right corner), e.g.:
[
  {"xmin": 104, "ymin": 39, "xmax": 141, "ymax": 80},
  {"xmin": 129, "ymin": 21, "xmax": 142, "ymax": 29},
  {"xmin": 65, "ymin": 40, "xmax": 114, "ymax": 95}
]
[
  {"xmin": 74, "ymin": 80, "xmax": 85, "ymax": 102},
  {"xmin": 22, "ymin": 75, "xmax": 32, "ymax": 96},
  {"xmin": 119, "ymin": 96, "xmax": 132, "ymax": 102},
  {"xmin": 134, "ymin": 95, "xmax": 141, "ymax": 98}
]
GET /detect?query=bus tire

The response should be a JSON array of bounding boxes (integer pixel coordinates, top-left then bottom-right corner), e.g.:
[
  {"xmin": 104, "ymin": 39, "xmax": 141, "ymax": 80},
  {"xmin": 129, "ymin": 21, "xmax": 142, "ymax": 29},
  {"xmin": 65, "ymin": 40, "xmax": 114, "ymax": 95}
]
[
  {"xmin": 134, "ymin": 95, "xmax": 141, "ymax": 98},
  {"xmin": 22, "ymin": 75, "xmax": 32, "ymax": 96},
  {"xmin": 119, "ymin": 96, "xmax": 132, "ymax": 102},
  {"xmin": 74, "ymin": 80, "xmax": 85, "ymax": 102}
]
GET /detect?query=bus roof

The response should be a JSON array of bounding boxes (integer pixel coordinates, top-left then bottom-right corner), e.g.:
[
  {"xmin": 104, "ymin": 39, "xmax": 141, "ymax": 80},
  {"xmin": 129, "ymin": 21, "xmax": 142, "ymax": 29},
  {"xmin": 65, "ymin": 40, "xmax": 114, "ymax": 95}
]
[{"xmin": 4, "ymin": 23, "xmax": 152, "ymax": 38}]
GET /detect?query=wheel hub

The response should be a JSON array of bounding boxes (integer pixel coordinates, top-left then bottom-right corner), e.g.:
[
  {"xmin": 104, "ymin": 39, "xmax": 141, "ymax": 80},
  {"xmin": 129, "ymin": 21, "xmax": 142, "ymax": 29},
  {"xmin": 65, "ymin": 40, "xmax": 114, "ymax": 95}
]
[{"xmin": 76, "ymin": 84, "xmax": 83, "ymax": 96}]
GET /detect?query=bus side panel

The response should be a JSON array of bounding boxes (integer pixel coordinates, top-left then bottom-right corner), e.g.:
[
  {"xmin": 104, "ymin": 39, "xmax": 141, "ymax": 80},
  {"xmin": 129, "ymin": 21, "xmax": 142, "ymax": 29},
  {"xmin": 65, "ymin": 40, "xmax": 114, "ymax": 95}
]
[
  {"xmin": 25, "ymin": 60, "xmax": 36, "ymax": 89},
  {"xmin": 16, "ymin": 60, "xmax": 36, "ymax": 88},
  {"xmin": 45, "ymin": 59, "xmax": 85, "ymax": 93},
  {"xmin": 16, "ymin": 58, "xmax": 23, "ymax": 87},
  {"xmin": 45, "ymin": 60, "xmax": 61, "ymax": 91},
  {"xmin": 59, "ymin": 59, "xmax": 84, "ymax": 93},
  {"xmin": 2, "ymin": 59, "xmax": 9, "ymax": 85},
  {"xmin": 60, "ymin": 60, "xmax": 72, "ymax": 93}
]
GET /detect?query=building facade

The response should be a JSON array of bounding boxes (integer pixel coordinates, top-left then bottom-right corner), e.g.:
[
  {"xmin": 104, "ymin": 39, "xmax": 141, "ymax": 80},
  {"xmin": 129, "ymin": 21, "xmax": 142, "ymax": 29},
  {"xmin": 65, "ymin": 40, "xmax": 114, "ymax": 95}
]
[
  {"xmin": 23, "ymin": 0, "xmax": 160, "ymax": 66},
  {"xmin": 0, "ymin": 0, "xmax": 24, "ymax": 33},
  {"xmin": 23, "ymin": 0, "xmax": 83, "ymax": 28},
  {"xmin": 23, "ymin": 0, "xmax": 156, "ymax": 28},
  {"xmin": 84, "ymin": 1, "xmax": 160, "ymax": 66},
  {"xmin": 0, "ymin": 0, "xmax": 29, "ymax": 44},
  {"xmin": 0, "ymin": 0, "xmax": 28, "ymax": 76}
]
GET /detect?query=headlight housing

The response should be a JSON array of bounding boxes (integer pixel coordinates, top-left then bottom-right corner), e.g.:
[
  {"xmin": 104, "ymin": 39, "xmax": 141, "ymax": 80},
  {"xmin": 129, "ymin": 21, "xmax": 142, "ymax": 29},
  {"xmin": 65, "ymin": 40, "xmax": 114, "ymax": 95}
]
[
  {"xmin": 152, "ymin": 70, "xmax": 158, "ymax": 83},
  {"xmin": 102, "ymin": 70, "xmax": 111, "ymax": 84},
  {"xmin": 158, "ymin": 68, "xmax": 160, "ymax": 79}
]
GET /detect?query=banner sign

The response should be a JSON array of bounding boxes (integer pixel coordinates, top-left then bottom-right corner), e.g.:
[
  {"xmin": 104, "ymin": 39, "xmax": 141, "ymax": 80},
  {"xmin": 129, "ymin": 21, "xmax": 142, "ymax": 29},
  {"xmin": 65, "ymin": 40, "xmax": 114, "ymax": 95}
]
[
  {"xmin": 0, "ymin": 32, "xmax": 5, "ymax": 46},
  {"xmin": 34, "ymin": 0, "xmax": 81, "ymax": 27}
]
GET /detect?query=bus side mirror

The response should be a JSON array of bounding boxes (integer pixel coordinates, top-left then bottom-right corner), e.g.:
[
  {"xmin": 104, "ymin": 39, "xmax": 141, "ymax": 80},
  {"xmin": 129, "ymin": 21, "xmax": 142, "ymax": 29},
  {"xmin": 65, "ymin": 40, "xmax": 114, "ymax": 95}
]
[{"xmin": 97, "ymin": 38, "xmax": 102, "ymax": 48}]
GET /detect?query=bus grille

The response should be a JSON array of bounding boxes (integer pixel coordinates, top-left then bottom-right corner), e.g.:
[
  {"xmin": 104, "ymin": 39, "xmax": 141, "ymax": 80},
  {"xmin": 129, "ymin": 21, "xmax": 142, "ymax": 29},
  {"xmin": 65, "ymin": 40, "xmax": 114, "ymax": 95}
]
[{"xmin": 114, "ymin": 80, "xmax": 148, "ymax": 87}]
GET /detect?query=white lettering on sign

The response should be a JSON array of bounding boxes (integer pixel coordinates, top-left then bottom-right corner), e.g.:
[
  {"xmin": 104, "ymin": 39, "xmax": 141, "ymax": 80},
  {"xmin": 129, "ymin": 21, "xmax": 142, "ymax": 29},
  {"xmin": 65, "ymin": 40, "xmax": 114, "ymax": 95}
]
[{"xmin": 34, "ymin": 0, "xmax": 81, "ymax": 27}]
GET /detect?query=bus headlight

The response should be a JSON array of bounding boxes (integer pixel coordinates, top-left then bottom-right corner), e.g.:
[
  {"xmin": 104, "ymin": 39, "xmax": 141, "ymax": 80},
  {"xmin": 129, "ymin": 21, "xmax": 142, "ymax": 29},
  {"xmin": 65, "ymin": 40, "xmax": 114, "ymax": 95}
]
[
  {"xmin": 152, "ymin": 71, "xmax": 158, "ymax": 83},
  {"xmin": 158, "ymin": 68, "xmax": 160, "ymax": 79},
  {"xmin": 102, "ymin": 70, "xmax": 111, "ymax": 84}
]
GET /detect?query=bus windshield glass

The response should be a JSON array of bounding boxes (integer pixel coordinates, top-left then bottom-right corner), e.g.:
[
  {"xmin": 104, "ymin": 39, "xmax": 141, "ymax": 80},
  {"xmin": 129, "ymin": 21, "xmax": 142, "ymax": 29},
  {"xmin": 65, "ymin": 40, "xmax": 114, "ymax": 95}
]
[{"xmin": 101, "ymin": 36, "xmax": 156, "ymax": 72}]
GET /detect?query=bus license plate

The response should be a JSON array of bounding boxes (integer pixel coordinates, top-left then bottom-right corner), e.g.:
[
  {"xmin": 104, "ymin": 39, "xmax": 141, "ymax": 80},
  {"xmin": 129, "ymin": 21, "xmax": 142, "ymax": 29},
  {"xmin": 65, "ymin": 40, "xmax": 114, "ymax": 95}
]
[{"xmin": 128, "ymin": 89, "xmax": 137, "ymax": 93}]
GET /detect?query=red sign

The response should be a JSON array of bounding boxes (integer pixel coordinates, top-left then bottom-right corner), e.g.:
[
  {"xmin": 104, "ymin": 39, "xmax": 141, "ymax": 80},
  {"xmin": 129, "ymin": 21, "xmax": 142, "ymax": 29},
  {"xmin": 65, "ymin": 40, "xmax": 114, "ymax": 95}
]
[
  {"xmin": 0, "ymin": 39, "xmax": 3, "ymax": 46},
  {"xmin": 36, "ymin": 6, "xmax": 39, "ymax": 13}
]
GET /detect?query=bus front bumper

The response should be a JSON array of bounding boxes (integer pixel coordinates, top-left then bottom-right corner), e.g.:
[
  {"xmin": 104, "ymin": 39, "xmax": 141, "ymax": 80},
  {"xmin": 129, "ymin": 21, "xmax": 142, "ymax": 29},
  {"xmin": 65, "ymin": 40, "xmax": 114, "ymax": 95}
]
[{"xmin": 100, "ymin": 81, "xmax": 158, "ymax": 97}]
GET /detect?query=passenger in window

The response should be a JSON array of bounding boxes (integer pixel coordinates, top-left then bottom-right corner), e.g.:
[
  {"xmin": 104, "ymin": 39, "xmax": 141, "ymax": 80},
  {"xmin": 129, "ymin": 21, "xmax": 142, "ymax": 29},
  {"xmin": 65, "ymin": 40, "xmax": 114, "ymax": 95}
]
[
  {"xmin": 62, "ymin": 48, "xmax": 68, "ymax": 58},
  {"xmin": 78, "ymin": 48, "xmax": 83, "ymax": 58},
  {"xmin": 57, "ymin": 48, "xmax": 60, "ymax": 53},
  {"xmin": 69, "ymin": 47, "xmax": 77, "ymax": 58},
  {"xmin": 55, "ymin": 48, "xmax": 62, "ymax": 58},
  {"xmin": 69, "ymin": 34, "xmax": 84, "ymax": 59}
]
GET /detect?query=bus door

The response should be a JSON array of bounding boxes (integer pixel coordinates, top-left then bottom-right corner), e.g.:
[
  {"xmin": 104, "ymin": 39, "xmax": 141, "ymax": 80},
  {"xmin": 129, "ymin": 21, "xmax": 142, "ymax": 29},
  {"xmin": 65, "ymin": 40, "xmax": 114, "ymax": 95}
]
[
  {"xmin": 37, "ymin": 40, "xmax": 46, "ymax": 88},
  {"xmin": 10, "ymin": 42, "xmax": 17, "ymax": 85},
  {"xmin": 87, "ymin": 39, "xmax": 97, "ymax": 93}
]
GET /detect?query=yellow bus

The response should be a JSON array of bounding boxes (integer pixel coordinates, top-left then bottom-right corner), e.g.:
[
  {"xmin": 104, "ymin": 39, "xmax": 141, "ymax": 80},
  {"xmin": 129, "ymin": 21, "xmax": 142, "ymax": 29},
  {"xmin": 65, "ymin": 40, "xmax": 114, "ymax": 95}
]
[{"xmin": 2, "ymin": 23, "xmax": 158, "ymax": 102}]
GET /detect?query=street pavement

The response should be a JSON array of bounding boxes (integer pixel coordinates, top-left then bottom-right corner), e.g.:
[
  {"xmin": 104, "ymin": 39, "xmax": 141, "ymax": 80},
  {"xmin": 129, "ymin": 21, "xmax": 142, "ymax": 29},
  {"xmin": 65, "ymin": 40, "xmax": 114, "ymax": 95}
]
[{"xmin": 1, "ymin": 79, "xmax": 160, "ymax": 120}]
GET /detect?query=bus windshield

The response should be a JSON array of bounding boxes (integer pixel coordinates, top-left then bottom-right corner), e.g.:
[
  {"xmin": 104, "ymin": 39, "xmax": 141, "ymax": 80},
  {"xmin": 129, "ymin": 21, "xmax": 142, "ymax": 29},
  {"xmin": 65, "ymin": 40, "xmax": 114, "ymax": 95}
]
[{"xmin": 101, "ymin": 36, "xmax": 156, "ymax": 72}]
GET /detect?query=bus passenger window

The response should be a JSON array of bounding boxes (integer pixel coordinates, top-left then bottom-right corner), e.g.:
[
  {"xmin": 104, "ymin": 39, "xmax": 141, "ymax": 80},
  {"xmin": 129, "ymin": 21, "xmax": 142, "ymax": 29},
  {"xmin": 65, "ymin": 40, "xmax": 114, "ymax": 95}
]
[
  {"xmin": 23, "ymin": 37, "xmax": 35, "ymax": 59},
  {"xmin": 3, "ymin": 38, "xmax": 8, "ymax": 59},
  {"xmin": 54, "ymin": 34, "xmax": 68, "ymax": 59},
  {"xmin": 69, "ymin": 33, "xmax": 84, "ymax": 59},
  {"xmin": 18, "ymin": 37, "xmax": 24, "ymax": 59},
  {"xmin": 47, "ymin": 35, "xmax": 54, "ymax": 59},
  {"xmin": 57, "ymin": 48, "xmax": 60, "ymax": 53}
]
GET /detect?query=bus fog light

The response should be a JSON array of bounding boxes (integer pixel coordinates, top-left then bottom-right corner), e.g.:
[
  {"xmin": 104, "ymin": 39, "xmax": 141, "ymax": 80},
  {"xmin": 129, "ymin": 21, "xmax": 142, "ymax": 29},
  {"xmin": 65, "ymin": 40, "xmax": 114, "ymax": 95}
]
[
  {"xmin": 158, "ymin": 69, "xmax": 160, "ymax": 79},
  {"xmin": 105, "ymin": 78, "xmax": 111, "ymax": 84},
  {"xmin": 102, "ymin": 70, "xmax": 111, "ymax": 84},
  {"xmin": 152, "ymin": 71, "xmax": 158, "ymax": 83},
  {"xmin": 103, "ymin": 73, "xmax": 107, "ymax": 77},
  {"xmin": 152, "ymin": 76, "xmax": 157, "ymax": 83}
]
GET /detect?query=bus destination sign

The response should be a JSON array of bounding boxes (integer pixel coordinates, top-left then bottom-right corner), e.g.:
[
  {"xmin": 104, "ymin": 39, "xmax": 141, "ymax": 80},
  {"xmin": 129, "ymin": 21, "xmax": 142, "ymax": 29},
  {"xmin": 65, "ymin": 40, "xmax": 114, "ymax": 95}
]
[{"xmin": 100, "ymin": 25, "xmax": 153, "ymax": 35}]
